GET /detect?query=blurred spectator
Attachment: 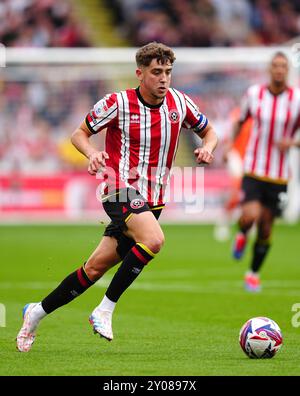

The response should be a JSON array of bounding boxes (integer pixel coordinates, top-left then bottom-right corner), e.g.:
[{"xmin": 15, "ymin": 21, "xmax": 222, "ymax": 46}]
[
  {"xmin": 112, "ymin": 0, "xmax": 300, "ymax": 47},
  {"xmin": 21, "ymin": 119, "xmax": 59, "ymax": 173},
  {"xmin": 0, "ymin": 76, "xmax": 102, "ymax": 174},
  {"xmin": 1, "ymin": 0, "xmax": 300, "ymax": 175},
  {"xmin": 0, "ymin": 0, "xmax": 90, "ymax": 47}
]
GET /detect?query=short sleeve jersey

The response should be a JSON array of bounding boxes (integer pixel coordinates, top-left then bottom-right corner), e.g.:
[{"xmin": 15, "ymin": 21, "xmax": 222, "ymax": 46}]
[{"xmin": 86, "ymin": 87, "xmax": 208, "ymax": 205}]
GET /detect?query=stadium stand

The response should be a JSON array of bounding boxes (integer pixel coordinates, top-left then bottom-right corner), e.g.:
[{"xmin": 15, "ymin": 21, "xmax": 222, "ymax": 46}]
[
  {"xmin": 0, "ymin": 77, "xmax": 106, "ymax": 173},
  {"xmin": 1, "ymin": 0, "xmax": 300, "ymax": 174},
  {"xmin": 0, "ymin": 0, "xmax": 90, "ymax": 47},
  {"xmin": 0, "ymin": 1, "xmax": 299, "ymax": 220},
  {"xmin": 107, "ymin": 0, "xmax": 300, "ymax": 47}
]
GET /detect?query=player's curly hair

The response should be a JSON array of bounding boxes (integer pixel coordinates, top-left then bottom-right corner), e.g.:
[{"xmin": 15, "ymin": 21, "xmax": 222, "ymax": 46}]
[{"xmin": 136, "ymin": 42, "xmax": 176, "ymax": 67}]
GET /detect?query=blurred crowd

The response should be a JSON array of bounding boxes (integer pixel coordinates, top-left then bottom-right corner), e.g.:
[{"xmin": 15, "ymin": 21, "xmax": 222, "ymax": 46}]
[
  {"xmin": 1, "ymin": 0, "xmax": 300, "ymax": 175},
  {"xmin": 0, "ymin": 64, "xmax": 262, "ymax": 174},
  {"xmin": 3, "ymin": 0, "xmax": 300, "ymax": 48},
  {"xmin": 0, "ymin": 1, "xmax": 93, "ymax": 174},
  {"xmin": 0, "ymin": 77, "xmax": 107, "ymax": 174},
  {"xmin": 0, "ymin": 0, "xmax": 90, "ymax": 47},
  {"xmin": 110, "ymin": 0, "xmax": 300, "ymax": 46}
]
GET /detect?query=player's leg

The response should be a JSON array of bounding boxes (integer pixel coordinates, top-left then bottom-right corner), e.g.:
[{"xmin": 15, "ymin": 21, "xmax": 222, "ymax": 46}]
[
  {"xmin": 233, "ymin": 200, "xmax": 262, "ymax": 259},
  {"xmin": 251, "ymin": 206, "xmax": 274, "ymax": 273},
  {"xmin": 90, "ymin": 203, "xmax": 164, "ymax": 341},
  {"xmin": 245, "ymin": 179, "xmax": 287, "ymax": 292},
  {"xmin": 239, "ymin": 200, "xmax": 262, "ymax": 232},
  {"xmin": 84, "ymin": 236, "xmax": 121, "ymax": 281},
  {"xmin": 104, "ymin": 211, "xmax": 164, "ymax": 303},
  {"xmin": 41, "ymin": 236, "xmax": 120, "ymax": 313},
  {"xmin": 16, "ymin": 236, "xmax": 120, "ymax": 352},
  {"xmin": 233, "ymin": 175, "xmax": 263, "ymax": 259},
  {"xmin": 244, "ymin": 206, "xmax": 274, "ymax": 292}
]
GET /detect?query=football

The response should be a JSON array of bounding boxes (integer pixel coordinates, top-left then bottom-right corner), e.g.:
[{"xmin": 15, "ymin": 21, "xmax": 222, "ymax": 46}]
[{"xmin": 239, "ymin": 317, "xmax": 283, "ymax": 359}]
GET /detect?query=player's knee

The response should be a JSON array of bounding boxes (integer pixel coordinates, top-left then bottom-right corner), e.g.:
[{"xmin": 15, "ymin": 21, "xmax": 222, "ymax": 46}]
[
  {"xmin": 141, "ymin": 234, "xmax": 165, "ymax": 254},
  {"xmin": 84, "ymin": 264, "xmax": 101, "ymax": 282},
  {"xmin": 84, "ymin": 258, "xmax": 108, "ymax": 281},
  {"xmin": 241, "ymin": 213, "xmax": 257, "ymax": 228}
]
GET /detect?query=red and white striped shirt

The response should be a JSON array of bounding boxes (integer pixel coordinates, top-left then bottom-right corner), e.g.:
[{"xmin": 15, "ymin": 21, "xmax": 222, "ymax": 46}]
[
  {"xmin": 85, "ymin": 87, "xmax": 208, "ymax": 205},
  {"xmin": 240, "ymin": 84, "xmax": 300, "ymax": 183}
]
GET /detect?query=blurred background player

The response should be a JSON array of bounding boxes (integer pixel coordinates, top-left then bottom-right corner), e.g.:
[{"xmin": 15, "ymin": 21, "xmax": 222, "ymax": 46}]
[
  {"xmin": 214, "ymin": 108, "xmax": 252, "ymax": 241},
  {"xmin": 232, "ymin": 51, "xmax": 300, "ymax": 292}
]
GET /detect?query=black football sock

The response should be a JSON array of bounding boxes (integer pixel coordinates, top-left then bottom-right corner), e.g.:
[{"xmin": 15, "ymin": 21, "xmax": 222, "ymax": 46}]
[
  {"xmin": 41, "ymin": 265, "xmax": 94, "ymax": 314},
  {"xmin": 250, "ymin": 239, "xmax": 271, "ymax": 273},
  {"xmin": 105, "ymin": 243, "xmax": 155, "ymax": 303}
]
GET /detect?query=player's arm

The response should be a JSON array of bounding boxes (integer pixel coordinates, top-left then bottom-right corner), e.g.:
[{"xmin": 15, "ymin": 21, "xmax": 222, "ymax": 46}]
[
  {"xmin": 224, "ymin": 88, "xmax": 251, "ymax": 159},
  {"xmin": 222, "ymin": 120, "xmax": 244, "ymax": 163},
  {"xmin": 276, "ymin": 137, "xmax": 300, "ymax": 151},
  {"xmin": 228, "ymin": 111, "xmax": 251, "ymax": 150},
  {"xmin": 71, "ymin": 94, "xmax": 117, "ymax": 175},
  {"xmin": 183, "ymin": 94, "xmax": 217, "ymax": 165},
  {"xmin": 232, "ymin": 120, "xmax": 245, "ymax": 142},
  {"xmin": 193, "ymin": 122, "xmax": 218, "ymax": 165},
  {"xmin": 71, "ymin": 121, "xmax": 109, "ymax": 176},
  {"xmin": 276, "ymin": 113, "xmax": 300, "ymax": 151}
]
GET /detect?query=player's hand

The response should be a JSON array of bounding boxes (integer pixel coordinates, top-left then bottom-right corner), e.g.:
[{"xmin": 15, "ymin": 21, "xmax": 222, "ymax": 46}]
[
  {"xmin": 88, "ymin": 151, "xmax": 109, "ymax": 175},
  {"xmin": 194, "ymin": 147, "xmax": 214, "ymax": 165},
  {"xmin": 276, "ymin": 139, "xmax": 294, "ymax": 152}
]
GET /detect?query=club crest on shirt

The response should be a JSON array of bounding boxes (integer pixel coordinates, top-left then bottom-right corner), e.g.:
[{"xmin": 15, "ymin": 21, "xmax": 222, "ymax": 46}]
[
  {"xmin": 130, "ymin": 198, "xmax": 145, "ymax": 209},
  {"xmin": 130, "ymin": 114, "xmax": 140, "ymax": 124},
  {"xmin": 169, "ymin": 109, "xmax": 179, "ymax": 123}
]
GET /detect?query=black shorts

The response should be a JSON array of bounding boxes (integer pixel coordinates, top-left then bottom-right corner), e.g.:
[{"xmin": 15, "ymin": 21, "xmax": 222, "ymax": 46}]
[
  {"xmin": 242, "ymin": 175, "xmax": 288, "ymax": 217},
  {"xmin": 102, "ymin": 188, "xmax": 164, "ymax": 259}
]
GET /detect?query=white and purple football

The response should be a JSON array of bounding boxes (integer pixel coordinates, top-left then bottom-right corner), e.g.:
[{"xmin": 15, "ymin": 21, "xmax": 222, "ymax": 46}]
[{"xmin": 239, "ymin": 317, "xmax": 283, "ymax": 359}]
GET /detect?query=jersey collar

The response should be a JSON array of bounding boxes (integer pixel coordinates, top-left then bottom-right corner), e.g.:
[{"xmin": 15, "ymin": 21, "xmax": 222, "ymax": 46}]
[
  {"xmin": 267, "ymin": 85, "xmax": 290, "ymax": 96},
  {"xmin": 136, "ymin": 87, "xmax": 165, "ymax": 109}
]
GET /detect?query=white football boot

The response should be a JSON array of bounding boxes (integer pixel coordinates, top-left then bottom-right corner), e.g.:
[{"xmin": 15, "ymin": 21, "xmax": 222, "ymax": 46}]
[
  {"xmin": 89, "ymin": 307, "xmax": 113, "ymax": 341},
  {"xmin": 16, "ymin": 303, "xmax": 40, "ymax": 352}
]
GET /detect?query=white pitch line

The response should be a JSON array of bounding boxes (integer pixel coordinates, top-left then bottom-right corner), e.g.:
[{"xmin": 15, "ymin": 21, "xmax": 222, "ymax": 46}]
[
  {"xmin": 95, "ymin": 279, "xmax": 300, "ymax": 296},
  {"xmin": 0, "ymin": 279, "xmax": 299, "ymax": 296}
]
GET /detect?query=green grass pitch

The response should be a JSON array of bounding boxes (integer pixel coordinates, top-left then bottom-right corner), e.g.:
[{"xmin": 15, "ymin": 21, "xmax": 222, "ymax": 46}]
[{"xmin": 0, "ymin": 223, "xmax": 300, "ymax": 376}]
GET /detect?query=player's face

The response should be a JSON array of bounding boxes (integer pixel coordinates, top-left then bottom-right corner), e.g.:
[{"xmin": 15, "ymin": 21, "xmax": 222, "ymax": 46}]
[
  {"xmin": 270, "ymin": 56, "xmax": 289, "ymax": 85},
  {"xmin": 136, "ymin": 58, "xmax": 172, "ymax": 104}
]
